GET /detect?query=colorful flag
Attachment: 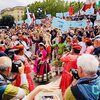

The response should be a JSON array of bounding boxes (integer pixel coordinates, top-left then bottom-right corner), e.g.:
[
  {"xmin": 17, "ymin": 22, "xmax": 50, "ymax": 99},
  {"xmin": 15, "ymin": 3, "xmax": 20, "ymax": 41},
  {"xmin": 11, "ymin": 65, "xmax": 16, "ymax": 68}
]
[
  {"xmin": 69, "ymin": 7, "xmax": 74, "ymax": 16},
  {"xmin": 96, "ymin": 0, "xmax": 100, "ymax": 9},
  {"xmin": 85, "ymin": 4, "xmax": 94, "ymax": 15},
  {"xmin": 32, "ymin": 13, "xmax": 36, "ymax": 24},
  {"xmin": 26, "ymin": 7, "xmax": 32, "ymax": 26},
  {"xmin": 82, "ymin": 0, "xmax": 96, "ymax": 12}
]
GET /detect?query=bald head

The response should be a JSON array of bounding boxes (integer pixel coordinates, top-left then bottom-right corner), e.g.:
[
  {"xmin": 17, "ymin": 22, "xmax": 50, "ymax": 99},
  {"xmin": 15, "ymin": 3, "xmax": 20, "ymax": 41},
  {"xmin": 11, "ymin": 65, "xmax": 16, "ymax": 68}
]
[{"xmin": 0, "ymin": 57, "xmax": 12, "ymax": 72}]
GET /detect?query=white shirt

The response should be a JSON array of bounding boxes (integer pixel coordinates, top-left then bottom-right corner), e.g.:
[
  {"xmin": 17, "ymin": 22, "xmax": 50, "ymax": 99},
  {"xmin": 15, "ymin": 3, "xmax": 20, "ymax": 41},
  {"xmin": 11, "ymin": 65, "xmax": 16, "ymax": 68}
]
[{"xmin": 78, "ymin": 42, "xmax": 86, "ymax": 53}]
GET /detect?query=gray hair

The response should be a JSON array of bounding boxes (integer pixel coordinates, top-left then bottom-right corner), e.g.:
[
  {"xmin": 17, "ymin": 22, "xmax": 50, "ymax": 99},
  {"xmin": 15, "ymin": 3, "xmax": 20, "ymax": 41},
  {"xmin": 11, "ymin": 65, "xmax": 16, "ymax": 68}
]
[
  {"xmin": 77, "ymin": 54, "xmax": 99, "ymax": 74},
  {"xmin": 0, "ymin": 57, "xmax": 12, "ymax": 72}
]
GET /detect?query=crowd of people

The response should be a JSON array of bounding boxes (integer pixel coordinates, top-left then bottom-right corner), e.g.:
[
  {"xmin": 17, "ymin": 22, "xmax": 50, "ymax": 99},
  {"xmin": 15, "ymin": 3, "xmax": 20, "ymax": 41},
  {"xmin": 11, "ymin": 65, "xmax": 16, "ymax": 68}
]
[{"xmin": 0, "ymin": 17, "xmax": 100, "ymax": 100}]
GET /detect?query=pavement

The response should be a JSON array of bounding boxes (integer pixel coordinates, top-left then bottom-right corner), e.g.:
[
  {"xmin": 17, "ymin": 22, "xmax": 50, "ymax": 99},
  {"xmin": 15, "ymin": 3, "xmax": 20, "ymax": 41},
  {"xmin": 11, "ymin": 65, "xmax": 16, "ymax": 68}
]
[{"xmin": 29, "ymin": 71, "xmax": 61, "ymax": 87}]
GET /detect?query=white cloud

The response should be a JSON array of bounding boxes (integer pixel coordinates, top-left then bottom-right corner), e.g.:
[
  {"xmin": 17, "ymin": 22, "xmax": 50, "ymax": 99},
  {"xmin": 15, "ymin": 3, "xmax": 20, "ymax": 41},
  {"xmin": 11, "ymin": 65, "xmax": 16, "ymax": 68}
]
[{"xmin": 0, "ymin": 0, "xmax": 36, "ymax": 11}]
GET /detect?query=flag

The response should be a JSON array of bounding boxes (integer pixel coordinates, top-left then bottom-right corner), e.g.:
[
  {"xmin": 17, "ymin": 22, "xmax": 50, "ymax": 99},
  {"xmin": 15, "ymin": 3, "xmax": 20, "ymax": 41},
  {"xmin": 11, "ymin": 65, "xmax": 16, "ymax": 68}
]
[
  {"xmin": 96, "ymin": 0, "xmax": 100, "ymax": 9},
  {"xmin": 30, "ymin": 13, "xmax": 36, "ymax": 25},
  {"xmin": 33, "ymin": 13, "xmax": 36, "ymax": 24},
  {"xmin": 85, "ymin": 4, "xmax": 95, "ymax": 15},
  {"xmin": 26, "ymin": 7, "xmax": 32, "ymax": 26},
  {"xmin": 69, "ymin": 7, "xmax": 74, "ymax": 16},
  {"xmin": 82, "ymin": 0, "xmax": 96, "ymax": 12}
]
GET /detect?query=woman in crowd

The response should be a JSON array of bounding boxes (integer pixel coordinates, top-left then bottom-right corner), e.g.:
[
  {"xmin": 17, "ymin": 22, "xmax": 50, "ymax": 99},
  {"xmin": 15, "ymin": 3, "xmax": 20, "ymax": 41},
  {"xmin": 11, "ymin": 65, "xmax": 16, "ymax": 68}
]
[
  {"xmin": 52, "ymin": 36, "xmax": 69, "ymax": 74},
  {"xmin": 65, "ymin": 36, "xmax": 72, "ymax": 51},
  {"xmin": 84, "ymin": 38, "xmax": 94, "ymax": 54},
  {"xmin": 60, "ymin": 43, "xmax": 82, "ymax": 95},
  {"xmin": 43, "ymin": 31, "xmax": 52, "ymax": 62},
  {"xmin": 34, "ymin": 42, "xmax": 51, "ymax": 83}
]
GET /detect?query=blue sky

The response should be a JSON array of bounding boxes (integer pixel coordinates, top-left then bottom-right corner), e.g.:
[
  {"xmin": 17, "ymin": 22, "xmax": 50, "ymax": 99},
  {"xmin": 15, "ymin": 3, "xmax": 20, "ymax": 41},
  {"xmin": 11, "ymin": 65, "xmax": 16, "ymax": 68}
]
[{"xmin": 0, "ymin": 0, "xmax": 86, "ymax": 11}]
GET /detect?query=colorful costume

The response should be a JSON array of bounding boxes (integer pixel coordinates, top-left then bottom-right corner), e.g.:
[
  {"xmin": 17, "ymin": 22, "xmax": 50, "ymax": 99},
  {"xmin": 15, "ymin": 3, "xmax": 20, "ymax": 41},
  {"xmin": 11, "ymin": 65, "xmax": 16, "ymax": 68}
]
[
  {"xmin": 52, "ymin": 43, "xmax": 68, "ymax": 67},
  {"xmin": 60, "ymin": 54, "xmax": 79, "ymax": 94},
  {"xmin": 84, "ymin": 38, "xmax": 94, "ymax": 54},
  {"xmin": 34, "ymin": 49, "xmax": 51, "ymax": 83}
]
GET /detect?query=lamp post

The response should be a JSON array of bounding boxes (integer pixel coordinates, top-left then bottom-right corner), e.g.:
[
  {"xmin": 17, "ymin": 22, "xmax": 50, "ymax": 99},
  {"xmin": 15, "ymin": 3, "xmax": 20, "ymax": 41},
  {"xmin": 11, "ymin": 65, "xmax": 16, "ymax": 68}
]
[{"xmin": 37, "ymin": 7, "xmax": 43, "ymax": 19}]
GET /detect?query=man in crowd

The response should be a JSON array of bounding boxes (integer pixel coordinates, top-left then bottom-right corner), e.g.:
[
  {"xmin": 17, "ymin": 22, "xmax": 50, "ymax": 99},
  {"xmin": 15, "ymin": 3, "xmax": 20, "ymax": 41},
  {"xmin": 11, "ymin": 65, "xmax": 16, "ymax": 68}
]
[
  {"xmin": 93, "ymin": 35, "xmax": 100, "ymax": 57},
  {"xmin": 64, "ymin": 54, "xmax": 100, "ymax": 100},
  {"xmin": 0, "ymin": 56, "xmax": 29, "ymax": 99},
  {"xmin": 93, "ymin": 35, "xmax": 100, "ymax": 75},
  {"xmin": 0, "ymin": 56, "xmax": 59, "ymax": 100}
]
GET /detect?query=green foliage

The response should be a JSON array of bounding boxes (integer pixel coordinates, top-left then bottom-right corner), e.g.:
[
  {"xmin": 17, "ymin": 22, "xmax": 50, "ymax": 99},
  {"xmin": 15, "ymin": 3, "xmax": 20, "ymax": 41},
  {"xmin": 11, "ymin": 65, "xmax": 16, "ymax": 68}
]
[
  {"xmin": 22, "ymin": 0, "xmax": 84, "ymax": 20},
  {"xmin": 0, "ymin": 15, "xmax": 15, "ymax": 28}
]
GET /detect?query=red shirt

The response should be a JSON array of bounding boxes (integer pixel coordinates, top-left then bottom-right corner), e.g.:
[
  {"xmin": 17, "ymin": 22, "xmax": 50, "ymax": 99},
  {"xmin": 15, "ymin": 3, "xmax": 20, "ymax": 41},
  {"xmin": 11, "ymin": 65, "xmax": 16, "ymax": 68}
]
[{"xmin": 0, "ymin": 47, "xmax": 5, "ymax": 52}]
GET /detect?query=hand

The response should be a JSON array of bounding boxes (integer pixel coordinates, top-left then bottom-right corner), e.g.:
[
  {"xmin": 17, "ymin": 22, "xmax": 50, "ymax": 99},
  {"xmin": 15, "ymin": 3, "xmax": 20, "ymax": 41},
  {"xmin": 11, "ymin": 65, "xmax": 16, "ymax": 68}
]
[
  {"xmin": 71, "ymin": 79, "xmax": 77, "ymax": 86},
  {"xmin": 29, "ymin": 60, "xmax": 34, "ymax": 64},
  {"xmin": 53, "ymin": 95, "xmax": 61, "ymax": 100},
  {"xmin": 37, "ymin": 82, "xmax": 59, "ymax": 92},
  {"xmin": 63, "ymin": 52, "xmax": 70, "ymax": 55},
  {"xmin": 33, "ymin": 55, "xmax": 38, "ymax": 58},
  {"xmin": 18, "ymin": 62, "xmax": 25, "ymax": 74}
]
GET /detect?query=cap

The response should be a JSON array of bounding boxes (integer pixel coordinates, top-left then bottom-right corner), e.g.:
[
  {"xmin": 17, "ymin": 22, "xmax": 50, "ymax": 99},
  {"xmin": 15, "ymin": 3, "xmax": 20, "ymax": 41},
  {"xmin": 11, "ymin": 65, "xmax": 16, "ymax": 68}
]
[
  {"xmin": 72, "ymin": 43, "xmax": 82, "ymax": 50},
  {"xmin": 13, "ymin": 44, "xmax": 24, "ymax": 50},
  {"xmin": 84, "ymin": 38, "xmax": 92, "ymax": 43},
  {"xmin": 39, "ymin": 42, "xmax": 45, "ymax": 47}
]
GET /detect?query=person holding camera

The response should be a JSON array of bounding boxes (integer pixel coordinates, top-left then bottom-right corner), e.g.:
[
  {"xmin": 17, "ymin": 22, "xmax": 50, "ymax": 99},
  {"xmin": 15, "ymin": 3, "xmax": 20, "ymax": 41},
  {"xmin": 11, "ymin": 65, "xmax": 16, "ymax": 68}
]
[
  {"xmin": 0, "ymin": 56, "xmax": 29, "ymax": 100},
  {"xmin": 0, "ymin": 56, "xmax": 59, "ymax": 100},
  {"xmin": 64, "ymin": 54, "xmax": 100, "ymax": 100}
]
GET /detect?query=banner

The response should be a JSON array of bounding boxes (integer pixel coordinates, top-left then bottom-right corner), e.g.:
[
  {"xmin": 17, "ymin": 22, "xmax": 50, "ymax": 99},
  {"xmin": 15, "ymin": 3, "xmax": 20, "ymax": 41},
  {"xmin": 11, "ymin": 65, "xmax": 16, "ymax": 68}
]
[
  {"xmin": 56, "ymin": 13, "xmax": 63, "ymax": 18},
  {"xmin": 15, "ymin": 20, "xmax": 24, "ymax": 24},
  {"xmin": 96, "ymin": 12, "xmax": 100, "ymax": 20},
  {"xmin": 63, "ymin": 12, "xmax": 69, "ymax": 17},
  {"xmin": 52, "ymin": 17, "xmax": 68, "ymax": 32},
  {"xmin": 52, "ymin": 17, "xmax": 87, "ymax": 32},
  {"xmin": 46, "ymin": 14, "xmax": 51, "ymax": 18},
  {"xmin": 36, "ymin": 19, "xmax": 41, "ymax": 24}
]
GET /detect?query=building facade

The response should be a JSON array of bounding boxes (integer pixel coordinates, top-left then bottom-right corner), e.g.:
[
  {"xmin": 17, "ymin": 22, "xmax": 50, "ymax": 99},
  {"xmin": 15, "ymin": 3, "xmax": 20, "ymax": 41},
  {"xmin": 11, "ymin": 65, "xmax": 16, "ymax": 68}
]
[{"xmin": 0, "ymin": 6, "xmax": 25, "ymax": 21}]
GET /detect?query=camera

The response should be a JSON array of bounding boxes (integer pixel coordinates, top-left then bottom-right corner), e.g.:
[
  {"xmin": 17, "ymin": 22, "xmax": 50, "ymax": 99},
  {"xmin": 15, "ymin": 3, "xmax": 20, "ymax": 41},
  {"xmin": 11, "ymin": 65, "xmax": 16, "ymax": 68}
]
[
  {"xmin": 41, "ymin": 96, "xmax": 53, "ymax": 100},
  {"xmin": 70, "ymin": 68, "xmax": 80, "ymax": 80},
  {"xmin": 6, "ymin": 49, "xmax": 18, "ymax": 60},
  {"xmin": 11, "ymin": 60, "xmax": 21, "ymax": 73}
]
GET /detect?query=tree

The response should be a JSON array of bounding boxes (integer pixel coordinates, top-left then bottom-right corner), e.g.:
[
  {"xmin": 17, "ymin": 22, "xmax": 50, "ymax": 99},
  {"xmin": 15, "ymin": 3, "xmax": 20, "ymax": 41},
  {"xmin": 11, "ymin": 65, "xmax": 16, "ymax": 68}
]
[
  {"xmin": 0, "ymin": 15, "xmax": 15, "ymax": 28},
  {"xmin": 22, "ymin": 0, "xmax": 84, "ymax": 20}
]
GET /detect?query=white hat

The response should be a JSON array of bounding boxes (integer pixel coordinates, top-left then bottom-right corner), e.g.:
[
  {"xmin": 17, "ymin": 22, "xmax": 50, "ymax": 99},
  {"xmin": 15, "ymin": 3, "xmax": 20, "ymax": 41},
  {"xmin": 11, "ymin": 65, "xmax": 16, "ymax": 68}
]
[{"xmin": 93, "ymin": 35, "xmax": 100, "ymax": 41}]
